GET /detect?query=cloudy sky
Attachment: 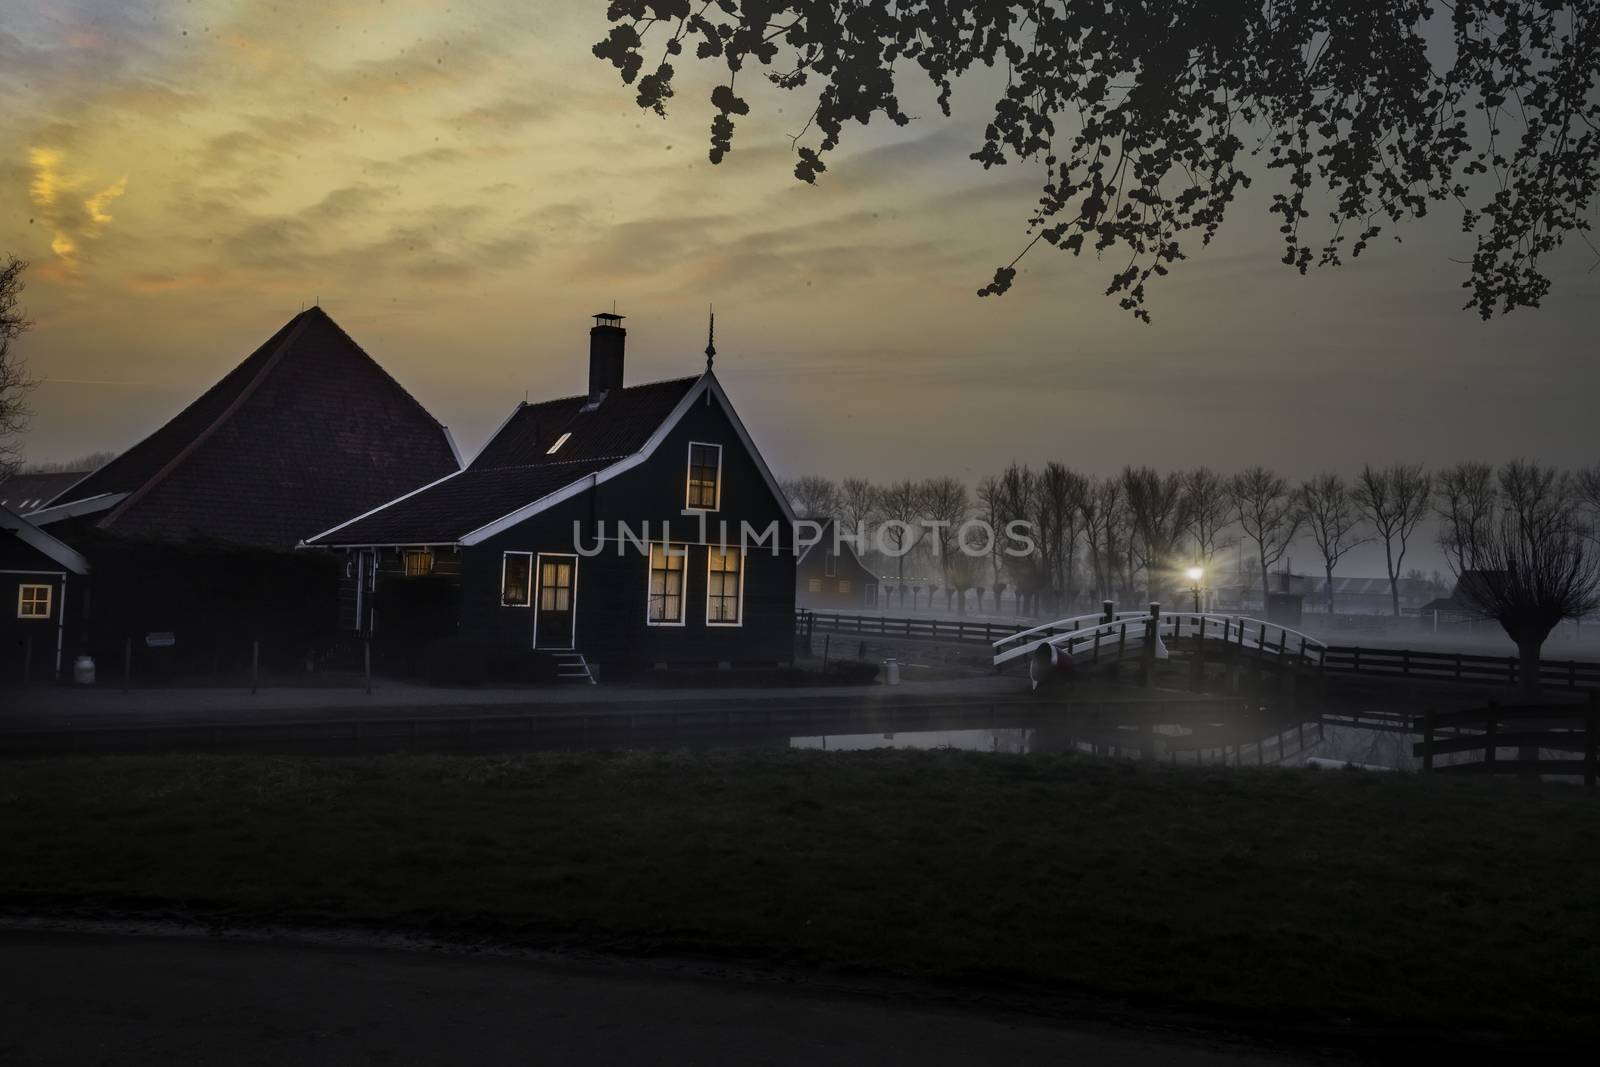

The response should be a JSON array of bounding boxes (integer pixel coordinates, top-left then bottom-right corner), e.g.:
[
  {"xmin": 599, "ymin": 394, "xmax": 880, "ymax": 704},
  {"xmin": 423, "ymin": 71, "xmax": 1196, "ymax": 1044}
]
[{"xmin": 3, "ymin": 0, "xmax": 1596, "ymax": 513}]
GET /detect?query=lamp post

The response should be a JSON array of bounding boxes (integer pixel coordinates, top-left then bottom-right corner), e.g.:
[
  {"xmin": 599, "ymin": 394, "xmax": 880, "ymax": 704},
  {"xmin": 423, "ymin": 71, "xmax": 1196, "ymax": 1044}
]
[{"xmin": 1185, "ymin": 566, "xmax": 1204, "ymax": 613}]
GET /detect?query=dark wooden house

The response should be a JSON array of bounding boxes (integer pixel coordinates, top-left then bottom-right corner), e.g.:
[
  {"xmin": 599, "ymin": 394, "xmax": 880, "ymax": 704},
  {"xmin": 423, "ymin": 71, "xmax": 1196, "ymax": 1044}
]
[
  {"xmin": 32, "ymin": 306, "xmax": 461, "ymax": 675},
  {"xmin": 1, "ymin": 505, "xmax": 88, "ymax": 682},
  {"xmin": 796, "ymin": 519, "xmax": 879, "ymax": 611},
  {"xmin": 0, "ymin": 471, "xmax": 90, "ymax": 514},
  {"xmin": 304, "ymin": 313, "xmax": 799, "ymax": 678}
]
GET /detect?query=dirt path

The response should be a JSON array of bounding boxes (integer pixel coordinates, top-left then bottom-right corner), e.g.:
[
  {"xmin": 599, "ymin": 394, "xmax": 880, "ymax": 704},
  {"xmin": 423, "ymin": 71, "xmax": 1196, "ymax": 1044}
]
[{"xmin": 0, "ymin": 929, "xmax": 1310, "ymax": 1066}]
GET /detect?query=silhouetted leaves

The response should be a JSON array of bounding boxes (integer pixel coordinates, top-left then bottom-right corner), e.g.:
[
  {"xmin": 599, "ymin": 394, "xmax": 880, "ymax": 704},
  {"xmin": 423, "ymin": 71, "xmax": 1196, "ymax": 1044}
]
[{"xmin": 595, "ymin": 1, "xmax": 1600, "ymax": 321}]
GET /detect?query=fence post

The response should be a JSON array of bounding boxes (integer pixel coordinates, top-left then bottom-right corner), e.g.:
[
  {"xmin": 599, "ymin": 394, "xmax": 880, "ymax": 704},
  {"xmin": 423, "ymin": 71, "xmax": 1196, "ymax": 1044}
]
[
  {"xmin": 1484, "ymin": 701, "xmax": 1498, "ymax": 771},
  {"xmin": 1102, "ymin": 600, "xmax": 1114, "ymax": 624},
  {"xmin": 1421, "ymin": 709, "xmax": 1435, "ymax": 772},
  {"xmin": 1586, "ymin": 692, "xmax": 1598, "ymax": 790}
]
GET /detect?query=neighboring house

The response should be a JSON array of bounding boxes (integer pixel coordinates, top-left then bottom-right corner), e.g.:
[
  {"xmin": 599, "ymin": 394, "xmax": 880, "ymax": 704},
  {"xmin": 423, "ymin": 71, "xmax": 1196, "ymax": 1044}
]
[
  {"xmin": 796, "ymin": 519, "xmax": 878, "ymax": 611},
  {"xmin": 1219, "ymin": 574, "xmax": 1438, "ymax": 615},
  {"xmin": 305, "ymin": 313, "xmax": 799, "ymax": 676},
  {"xmin": 0, "ymin": 471, "xmax": 90, "ymax": 514},
  {"xmin": 1419, "ymin": 570, "xmax": 1503, "ymax": 626},
  {"xmin": 1, "ymin": 505, "xmax": 88, "ymax": 682},
  {"xmin": 30, "ymin": 306, "xmax": 462, "ymax": 676}
]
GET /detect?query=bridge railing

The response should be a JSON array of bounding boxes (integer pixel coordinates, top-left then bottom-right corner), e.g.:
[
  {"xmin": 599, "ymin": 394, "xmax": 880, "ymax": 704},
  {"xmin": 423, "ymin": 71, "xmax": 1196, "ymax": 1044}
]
[{"xmin": 991, "ymin": 610, "xmax": 1328, "ymax": 669}]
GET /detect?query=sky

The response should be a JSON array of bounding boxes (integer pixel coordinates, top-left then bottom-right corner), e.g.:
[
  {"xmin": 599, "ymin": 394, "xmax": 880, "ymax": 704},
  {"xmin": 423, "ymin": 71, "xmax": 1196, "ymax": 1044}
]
[{"xmin": 3, "ymin": 0, "xmax": 1597, "ymax": 569}]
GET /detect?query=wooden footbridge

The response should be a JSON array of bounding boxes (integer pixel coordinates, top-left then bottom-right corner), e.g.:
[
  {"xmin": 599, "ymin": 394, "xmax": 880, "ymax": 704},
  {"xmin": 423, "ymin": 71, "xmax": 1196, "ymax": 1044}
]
[{"xmin": 990, "ymin": 604, "xmax": 1326, "ymax": 672}]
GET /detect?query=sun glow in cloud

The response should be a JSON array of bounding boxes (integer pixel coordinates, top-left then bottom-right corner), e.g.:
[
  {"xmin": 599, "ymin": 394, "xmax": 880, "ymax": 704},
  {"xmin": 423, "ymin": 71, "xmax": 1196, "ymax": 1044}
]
[{"xmin": 26, "ymin": 146, "xmax": 128, "ymax": 280}]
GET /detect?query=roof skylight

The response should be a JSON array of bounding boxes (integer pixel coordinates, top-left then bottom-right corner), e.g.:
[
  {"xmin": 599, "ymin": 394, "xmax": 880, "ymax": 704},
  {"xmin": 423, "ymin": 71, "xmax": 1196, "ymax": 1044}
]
[{"xmin": 546, "ymin": 431, "xmax": 573, "ymax": 455}]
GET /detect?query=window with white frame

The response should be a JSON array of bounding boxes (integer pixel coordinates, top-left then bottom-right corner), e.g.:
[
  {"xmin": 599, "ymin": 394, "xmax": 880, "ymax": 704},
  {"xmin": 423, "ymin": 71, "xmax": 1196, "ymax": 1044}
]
[
  {"xmin": 402, "ymin": 548, "xmax": 434, "ymax": 577},
  {"xmin": 17, "ymin": 583, "xmax": 51, "ymax": 620},
  {"xmin": 501, "ymin": 552, "xmax": 532, "ymax": 607},
  {"xmin": 647, "ymin": 543, "xmax": 687, "ymax": 624},
  {"xmin": 686, "ymin": 442, "xmax": 722, "ymax": 510},
  {"xmin": 706, "ymin": 547, "xmax": 743, "ymax": 625},
  {"xmin": 807, "ymin": 578, "xmax": 822, "ymax": 593},
  {"xmin": 838, "ymin": 579, "xmax": 851, "ymax": 594}
]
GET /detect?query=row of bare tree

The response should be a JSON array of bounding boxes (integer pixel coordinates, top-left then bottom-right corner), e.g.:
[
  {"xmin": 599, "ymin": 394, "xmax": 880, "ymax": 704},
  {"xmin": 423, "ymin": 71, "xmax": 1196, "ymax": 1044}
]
[{"xmin": 784, "ymin": 462, "xmax": 1600, "ymax": 681}]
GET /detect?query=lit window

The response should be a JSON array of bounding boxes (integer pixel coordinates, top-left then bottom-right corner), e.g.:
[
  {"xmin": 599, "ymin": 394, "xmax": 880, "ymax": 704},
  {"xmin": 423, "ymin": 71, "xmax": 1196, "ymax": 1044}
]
[
  {"xmin": 17, "ymin": 584, "xmax": 51, "ymax": 620},
  {"xmin": 647, "ymin": 543, "xmax": 687, "ymax": 624},
  {"xmin": 706, "ymin": 547, "xmax": 743, "ymax": 625},
  {"xmin": 546, "ymin": 431, "xmax": 572, "ymax": 455},
  {"xmin": 807, "ymin": 578, "xmax": 822, "ymax": 593},
  {"xmin": 501, "ymin": 552, "xmax": 532, "ymax": 607},
  {"xmin": 402, "ymin": 549, "xmax": 434, "ymax": 577},
  {"xmin": 838, "ymin": 579, "xmax": 851, "ymax": 594},
  {"xmin": 539, "ymin": 559, "xmax": 574, "ymax": 612},
  {"xmin": 686, "ymin": 442, "xmax": 721, "ymax": 510}
]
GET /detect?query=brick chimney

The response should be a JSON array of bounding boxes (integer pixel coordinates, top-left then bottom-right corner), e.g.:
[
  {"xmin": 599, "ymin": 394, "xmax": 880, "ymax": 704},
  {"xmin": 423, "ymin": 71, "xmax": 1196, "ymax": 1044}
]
[{"xmin": 589, "ymin": 312, "xmax": 625, "ymax": 397}]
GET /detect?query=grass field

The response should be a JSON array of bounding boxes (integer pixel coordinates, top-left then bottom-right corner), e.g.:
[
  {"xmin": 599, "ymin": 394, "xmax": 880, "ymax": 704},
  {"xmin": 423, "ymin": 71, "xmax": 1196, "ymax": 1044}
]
[{"xmin": 2, "ymin": 749, "xmax": 1597, "ymax": 1043}]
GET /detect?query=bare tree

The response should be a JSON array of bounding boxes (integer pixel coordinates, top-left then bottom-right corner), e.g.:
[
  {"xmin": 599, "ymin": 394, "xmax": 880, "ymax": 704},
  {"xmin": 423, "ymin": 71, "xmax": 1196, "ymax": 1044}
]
[
  {"xmin": 1229, "ymin": 467, "xmax": 1303, "ymax": 611},
  {"xmin": 1353, "ymin": 463, "xmax": 1432, "ymax": 617},
  {"xmin": 1454, "ymin": 461, "xmax": 1600, "ymax": 697},
  {"xmin": 994, "ymin": 464, "xmax": 1046, "ymax": 615},
  {"xmin": 922, "ymin": 475, "xmax": 971, "ymax": 612},
  {"xmin": 1080, "ymin": 476, "xmax": 1125, "ymax": 604},
  {"xmin": 878, "ymin": 478, "xmax": 928, "ymax": 610},
  {"xmin": 781, "ymin": 475, "xmax": 840, "ymax": 520},
  {"xmin": 1180, "ymin": 467, "xmax": 1233, "ymax": 572},
  {"xmin": 1434, "ymin": 461, "xmax": 1497, "ymax": 573},
  {"xmin": 1038, "ymin": 463, "xmax": 1088, "ymax": 613},
  {"xmin": 838, "ymin": 477, "xmax": 879, "ymax": 532},
  {"xmin": 1, "ymin": 256, "xmax": 34, "ymax": 479},
  {"xmin": 976, "ymin": 474, "xmax": 1007, "ymax": 613},
  {"xmin": 1297, "ymin": 473, "xmax": 1367, "ymax": 615},
  {"xmin": 1122, "ymin": 466, "xmax": 1188, "ymax": 603},
  {"xmin": 21, "ymin": 451, "xmax": 118, "ymax": 475}
]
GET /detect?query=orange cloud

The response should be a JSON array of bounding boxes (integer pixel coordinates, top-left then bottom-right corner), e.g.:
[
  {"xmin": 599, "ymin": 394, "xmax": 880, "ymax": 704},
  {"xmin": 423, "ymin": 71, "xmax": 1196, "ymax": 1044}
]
[{"xmin": 26, "ymin": 147, "xmax": 128, "ymax": 280}]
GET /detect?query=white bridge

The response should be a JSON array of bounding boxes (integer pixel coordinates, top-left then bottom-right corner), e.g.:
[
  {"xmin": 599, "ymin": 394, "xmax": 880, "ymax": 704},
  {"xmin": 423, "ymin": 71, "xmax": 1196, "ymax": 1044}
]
[{"xmin": 992, "ymin": 606, "xmax": 1328, "ymax": 673}]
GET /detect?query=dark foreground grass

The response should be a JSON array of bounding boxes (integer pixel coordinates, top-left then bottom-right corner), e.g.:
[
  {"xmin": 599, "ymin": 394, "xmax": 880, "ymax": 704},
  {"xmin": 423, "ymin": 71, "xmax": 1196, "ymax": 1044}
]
[{"xmin": 2, "ymin": 749, "xmax": 1597, "ymax": 1042}]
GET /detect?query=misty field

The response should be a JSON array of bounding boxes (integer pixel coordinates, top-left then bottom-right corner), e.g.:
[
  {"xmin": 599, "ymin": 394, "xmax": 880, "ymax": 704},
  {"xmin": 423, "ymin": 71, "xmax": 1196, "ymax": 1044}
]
[{"xmin": 2, "ymin": 750, "xmax": 1597, "ymax": 1043}]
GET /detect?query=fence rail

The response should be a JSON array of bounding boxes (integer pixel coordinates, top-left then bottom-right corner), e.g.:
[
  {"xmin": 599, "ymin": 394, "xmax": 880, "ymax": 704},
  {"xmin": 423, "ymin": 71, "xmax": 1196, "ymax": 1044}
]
[
  {"xmin": 1414, "ymin": 695, "xmax": 1599, "ymax": 784},
  {"xmin": 796, "ymin": 610, "xmax": 1600, "ymax": 692},
  {"xmin": 1321, "ymin": 646, "xmax": 1600, "ymax": 690}
]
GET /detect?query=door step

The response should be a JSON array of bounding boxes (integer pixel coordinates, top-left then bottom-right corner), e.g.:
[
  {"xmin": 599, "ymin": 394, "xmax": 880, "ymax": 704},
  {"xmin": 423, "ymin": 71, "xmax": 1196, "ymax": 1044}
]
[{"xmin": 551, "ymin": 651, "xmax": 596, "ymax": 685}]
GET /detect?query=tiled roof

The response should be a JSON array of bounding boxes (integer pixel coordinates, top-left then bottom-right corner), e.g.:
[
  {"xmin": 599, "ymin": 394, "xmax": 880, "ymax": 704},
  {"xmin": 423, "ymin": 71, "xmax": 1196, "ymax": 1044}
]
[
  {"xmin": 0, "ymin": 471, "xmax": 90, "ymax": 513},
  {"xmin": 308, "ymin": 460, "xmax": 613, "ymax": 546},
  {"xmin": 470, "ymin": 376, "xmax": 698, "ymax": 469},
  {"xmin": 48, "ymin": 307, "xmax": 460, "ymax": 549},
  {"xmin": 307, "ymin": 375, "xmax": 700, "ymax": 547}
]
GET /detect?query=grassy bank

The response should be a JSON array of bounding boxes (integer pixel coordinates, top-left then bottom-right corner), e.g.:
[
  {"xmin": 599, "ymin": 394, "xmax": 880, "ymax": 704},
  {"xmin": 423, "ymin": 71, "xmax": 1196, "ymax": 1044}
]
[{"xmin": 2, "ymin": 750, "xmax": 1597, "ymax": 1042}]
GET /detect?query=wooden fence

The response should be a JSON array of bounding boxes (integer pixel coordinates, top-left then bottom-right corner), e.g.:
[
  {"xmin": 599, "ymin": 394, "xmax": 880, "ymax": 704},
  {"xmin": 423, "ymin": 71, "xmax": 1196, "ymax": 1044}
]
[
  {"xmin": 1414, "ymin": 694, "xmax": 1599, "ymax": 785},
  {"xmin": 1321, "ymin": 646, "xmax": 1600, "ymax": 690},
  {"xmin": 797, "ymin": 610, "xmax": 1600, "ymax": 692}
]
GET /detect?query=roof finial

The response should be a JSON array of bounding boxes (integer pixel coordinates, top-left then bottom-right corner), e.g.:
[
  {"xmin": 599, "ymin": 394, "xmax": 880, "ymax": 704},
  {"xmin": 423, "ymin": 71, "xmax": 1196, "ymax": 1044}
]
[{"xmin": 704, "ymin": 304, "xmax": 716, "ymax": 372}]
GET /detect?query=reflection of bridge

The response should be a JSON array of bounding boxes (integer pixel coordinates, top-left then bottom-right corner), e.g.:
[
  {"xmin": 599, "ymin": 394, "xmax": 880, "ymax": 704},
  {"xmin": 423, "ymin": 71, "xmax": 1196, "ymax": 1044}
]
[{"xmin": 991, "ymin": 608, "xmax": 1327, "ymax": 671}]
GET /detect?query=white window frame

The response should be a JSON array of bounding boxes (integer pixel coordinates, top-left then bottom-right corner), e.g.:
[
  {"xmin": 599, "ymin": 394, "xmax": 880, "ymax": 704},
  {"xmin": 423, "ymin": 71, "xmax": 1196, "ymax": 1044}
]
[
  {"xmin": 684, "ymin": 441, "xmax": 723, "ymax": 512},
  {"xmin": 401, "ymin": 547, "xmax": 434, "ymax": 577},
  {"xmin": 705, "ymin": 546, "xmax": 745, "ymax": 627},
  {"xmin": 807, "ymin": 578, "xmax": 822, "ymax": 593},
  {"xmin": 500, "ymin": 550, "xmax": 533, "ymax": 608},
  {"xmin": 837, "ymin": 578, "xmax": 851, "ymax": 594},
  {"xmin": 17, "ymin": 583, "xmax": 52, "ymax": 620},
  {"xmin": 645, "ymin": 542, "xmax": 689, "ymax": 626}
]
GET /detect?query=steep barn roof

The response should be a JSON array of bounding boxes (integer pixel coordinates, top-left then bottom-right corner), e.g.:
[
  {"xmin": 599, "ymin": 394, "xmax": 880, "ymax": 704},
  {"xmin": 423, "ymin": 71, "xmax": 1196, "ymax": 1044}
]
[
  {"xmin": 49, "ymin": 307, "xmax": 461, "ymax": 549},
  {"xmin": 307, "ymin": 375, "xmax": 701, "ymax": 547}
]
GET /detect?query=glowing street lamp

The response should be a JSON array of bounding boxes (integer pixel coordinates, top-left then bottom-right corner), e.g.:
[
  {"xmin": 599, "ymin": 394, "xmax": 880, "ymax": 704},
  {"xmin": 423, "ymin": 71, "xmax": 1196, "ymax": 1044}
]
[{"xmin": 1185, "ymin": 566, "xmax": 1204, "ymax": 612}]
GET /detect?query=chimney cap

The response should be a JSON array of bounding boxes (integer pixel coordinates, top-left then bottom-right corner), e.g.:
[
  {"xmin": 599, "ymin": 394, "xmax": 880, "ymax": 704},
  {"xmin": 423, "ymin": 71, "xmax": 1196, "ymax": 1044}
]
[{"xmin": 592, "ymin": 311, "xmax": 625, "ymax": 327}]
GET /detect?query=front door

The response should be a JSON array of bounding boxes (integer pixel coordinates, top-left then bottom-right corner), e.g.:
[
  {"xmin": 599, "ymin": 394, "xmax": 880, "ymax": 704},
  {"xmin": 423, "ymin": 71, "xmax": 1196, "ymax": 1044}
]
[{"xmin": 534, "ymin": 553, "xmax": 578, "ymax": 649}]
